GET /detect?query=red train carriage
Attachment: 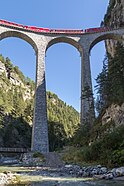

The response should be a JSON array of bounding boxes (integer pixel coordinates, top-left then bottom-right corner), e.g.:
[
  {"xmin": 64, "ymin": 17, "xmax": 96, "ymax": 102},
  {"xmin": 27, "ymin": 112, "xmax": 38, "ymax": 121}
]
[
  {"xmin": 0, "ymin": 19, "xmax": 109, "ymax": 34},
  {"xmin": 50, "ymin": 29, "xmax": 84, "ymax": 34},
  {"xmin": 85, "ymin": 27, "xmax": 109, "ymax": 33},
  {"xmin": 0, "ymin": 19, "xmax": 24, "ymax": 29}
]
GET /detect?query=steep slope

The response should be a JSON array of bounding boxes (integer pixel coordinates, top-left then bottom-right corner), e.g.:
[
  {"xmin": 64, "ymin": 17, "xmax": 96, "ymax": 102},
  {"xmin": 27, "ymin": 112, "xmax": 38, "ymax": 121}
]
[
  {"xmin": 100, "ymin": 0, "xmax": 124, "ymax": 124},
  {"xmin": 0, "ymin": 54, "xmax": 80, "ymax": 151}
]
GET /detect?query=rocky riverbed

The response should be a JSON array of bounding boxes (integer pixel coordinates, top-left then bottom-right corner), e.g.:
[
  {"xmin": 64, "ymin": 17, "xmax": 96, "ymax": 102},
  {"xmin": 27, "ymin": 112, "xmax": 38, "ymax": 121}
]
[
  {"xmin": 0, "ymin": 171, "xmax": 17, "ymax": 185},
  {"xmin": 0, "ymin": 165, "xmax": 124, "ymax": 186},
  {"xmin": 63, "ymin": 164, "xmax": 124, "ymax": 180},
  {"xmin": 0, "ymin": 153, "xmax": 124, "ymax": 185},
  {"xmin": 0, "ymin": 166, "xmax": 124, "ymax": 186},
  {"xmin": 21, "ymin": 152, "xmax": 124, "ymax": 181}
]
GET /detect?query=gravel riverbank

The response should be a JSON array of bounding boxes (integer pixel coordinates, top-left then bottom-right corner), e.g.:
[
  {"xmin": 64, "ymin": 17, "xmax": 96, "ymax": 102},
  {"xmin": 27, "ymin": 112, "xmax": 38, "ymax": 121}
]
[
  {"xmin": 0, "ymin": 165, "xmax": 124, "ymax": 186},
  {"xmin": 0, "ymin": 153, "xmax": 124, "ymax": 185}
]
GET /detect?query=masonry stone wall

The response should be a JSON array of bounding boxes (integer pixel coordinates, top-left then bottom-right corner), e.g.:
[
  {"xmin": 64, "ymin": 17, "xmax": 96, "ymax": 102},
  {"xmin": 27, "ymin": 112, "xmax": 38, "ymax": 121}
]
[{"xmin": 0, "ymin": 25, "xmax": 124, "ymax": 152}]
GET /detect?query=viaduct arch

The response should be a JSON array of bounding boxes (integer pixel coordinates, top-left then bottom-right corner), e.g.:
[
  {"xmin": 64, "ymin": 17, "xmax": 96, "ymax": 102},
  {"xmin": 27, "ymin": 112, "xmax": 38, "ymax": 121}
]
[
  {"xmin": 46, "ymin": 36, "xmax": 83, "ymax": 53},
  {"xmin": 0, "ymin": 30, "xmax": 38, "ymax": 52},
  {"xmin": 0, "ymin": 23, "xmax": 124, "ymax": 152},
  {"xmin": 89, "ymin": 33, "xmax": 123, "ymax": 52}
]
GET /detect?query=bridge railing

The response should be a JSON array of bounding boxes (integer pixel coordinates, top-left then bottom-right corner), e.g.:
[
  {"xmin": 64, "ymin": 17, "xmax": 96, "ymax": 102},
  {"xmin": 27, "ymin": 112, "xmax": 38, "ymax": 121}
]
[{"xmin": 0, "ymin": 147, "xmax": 31, "ymax": 153}]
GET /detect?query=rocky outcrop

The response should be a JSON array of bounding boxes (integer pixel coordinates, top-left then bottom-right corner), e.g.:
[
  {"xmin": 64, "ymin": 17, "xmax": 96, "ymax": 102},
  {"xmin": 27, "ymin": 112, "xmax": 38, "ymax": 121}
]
[
  {"xmin": 0, "ymin": 60, "xmax": 34, "ymax": 101},
  {"xmin": 9, "ymin": 72, "xmax": 23, "ymax": 86},
  {"xmin": 0, "ymin": 61, "xmax": 6, "ymax": 76},
  {"xmin": 102, "ymin": 103, "xmax": 124, "ymax": 126},
  {"xmin": 104, "ymin": 0, "xmax": 124, "ymax": 28},
  {"xmin": 23, "ymin": 86, "xmax": 34, "ymax": 101},
  {"xmin": 104, "ymin": 0, "xmax": 124, "ymax": 57}
]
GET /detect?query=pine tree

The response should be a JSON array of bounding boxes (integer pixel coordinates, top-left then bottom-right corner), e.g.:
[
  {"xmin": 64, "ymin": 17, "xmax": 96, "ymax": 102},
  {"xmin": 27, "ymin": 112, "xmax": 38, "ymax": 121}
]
[
  {"xmin": 95, "ymin": 43, "xmax": 124, "ymax": 115},
  {"xmin": 95, "ymin": 55, "xmax": 109, "ymax": 114},
  {"xmin": 108, "ymin": 42, "xmax": 124, "ymax": 104}
]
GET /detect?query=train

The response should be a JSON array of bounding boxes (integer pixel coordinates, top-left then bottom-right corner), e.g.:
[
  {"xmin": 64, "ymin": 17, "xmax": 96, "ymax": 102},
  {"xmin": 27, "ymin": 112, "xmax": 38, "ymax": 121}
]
[{"xmin": 0, "ymin": 19, "xmax": 109, "ymax": 34}]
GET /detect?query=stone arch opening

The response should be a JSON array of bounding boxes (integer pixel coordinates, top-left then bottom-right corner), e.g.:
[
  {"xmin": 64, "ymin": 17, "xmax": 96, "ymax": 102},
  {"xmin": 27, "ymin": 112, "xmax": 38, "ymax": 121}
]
[
  {"xmin": 89, "ymin": 32, "xmax": 124, "ymax": 115},
  {"xmin": 0, "ymin": 31, "xmax": 38, "ymax": 53},
  {"xmin": 46, "ymin": 36, "xmax": 82, "ymax": 110},
  {"xmin": 45, "ymin": 37, "xmax": 82, "ymax": 151},
  {"xmin": 0, "ymin": 31, "xmax": 37, "ymax": 149},
  {"xmin": 89, "ymin": 33, "xmax": 123, "ymax": 52},
  {"xmin": 46, "ymin": 36, "xmax": 83, "ymax": 55}
]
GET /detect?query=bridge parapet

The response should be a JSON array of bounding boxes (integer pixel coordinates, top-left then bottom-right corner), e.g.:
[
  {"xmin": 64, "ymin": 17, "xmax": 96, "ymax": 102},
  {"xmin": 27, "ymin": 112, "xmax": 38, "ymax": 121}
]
[{"xmin": 0, "ymin": 148, "xmax": 31, "ymax": 153}]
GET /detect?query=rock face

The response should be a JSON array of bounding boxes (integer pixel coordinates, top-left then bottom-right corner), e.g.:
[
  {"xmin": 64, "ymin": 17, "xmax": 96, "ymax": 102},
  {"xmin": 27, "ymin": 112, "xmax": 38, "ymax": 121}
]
[
  {"xmin": 104, "ymin": 0, "xmax": 124, "ymax": 57},
  {"xmin": 104, "ymin": 0, "xmax": 124, "ymax": 28},
  {"xmin": 102, "ymin": 103, "xmax": 124, "ymax": 126},
  {"xmin": 9, "ymin": 72, "xmax": 23, "ymax": 86},
  {"xmin": 101, "ymin": 0, "xmax": 124, "ymax": 129},
  {"xmin": 0, "ymin": 60, "xmax": 34, "ymax": 101},
  {"xmin": 0, "ymin": 61, "xmax": 6, "ymax": 75}
]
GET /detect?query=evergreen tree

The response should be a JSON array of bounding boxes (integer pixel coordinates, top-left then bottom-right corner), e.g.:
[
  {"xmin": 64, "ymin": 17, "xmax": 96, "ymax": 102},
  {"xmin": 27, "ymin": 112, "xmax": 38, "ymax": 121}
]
[
  {"xmin": 95, "ymin": 55, "xmax": 109, "ymax": 114},
  {"xmin": 12, "ymin": 86, "xmax": 26, "ymax": 117},
  {"xmin": 48, "ymin": 121, "xmax": 67, "ymax": 151},
  {"xmin": 95, "ymin": 43, "xmax": 124, "ymax": 114},
  {"xmin": 108, "ymin": 42, "xmax": 124, "ymax": 104},
  {"xmin": 0, "ymin": 54, "xmax": 5, "ymax": 63},
  {"xmin": 24, "ymin": 98, "xmax": 34, "ymax": 124}
]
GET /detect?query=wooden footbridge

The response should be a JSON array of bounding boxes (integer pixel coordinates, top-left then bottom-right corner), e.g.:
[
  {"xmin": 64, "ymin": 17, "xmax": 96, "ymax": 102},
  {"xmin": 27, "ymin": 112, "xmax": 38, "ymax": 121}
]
[{"xmin": 0, "ymin": 148, "xmax": 31, "ymax": 153}]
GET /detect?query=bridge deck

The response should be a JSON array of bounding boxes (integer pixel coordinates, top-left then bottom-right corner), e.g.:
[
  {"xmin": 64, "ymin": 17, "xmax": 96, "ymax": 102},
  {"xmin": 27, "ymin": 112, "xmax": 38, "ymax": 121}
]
[{"xmin": 0, "ymin": 148, "xmax": 31, "ymax": 153}]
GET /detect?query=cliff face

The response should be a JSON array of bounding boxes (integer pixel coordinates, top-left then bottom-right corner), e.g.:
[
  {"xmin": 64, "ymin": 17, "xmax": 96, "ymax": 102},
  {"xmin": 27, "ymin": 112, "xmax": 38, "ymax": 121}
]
[
  {"xmin": 0, "ymin": 60, "xmax": 34, "ymax": 101},
  {"xmin": 102, "ymin": 103, "xmax": 124, "ymax": 126},
  {"xmin": 0, "ymin": 61, "xmax": 6, "ymax": 75},
  {"xmin": 104, "ymin": 0, "xmax": 124, "ymax": 57},
  {"xmin": 100, "ymin": 0, "xmax": 124, "ymax": 128},
  {"xmin": 104, "ymin": 0, "xmax": 124, "ymax": 28}
]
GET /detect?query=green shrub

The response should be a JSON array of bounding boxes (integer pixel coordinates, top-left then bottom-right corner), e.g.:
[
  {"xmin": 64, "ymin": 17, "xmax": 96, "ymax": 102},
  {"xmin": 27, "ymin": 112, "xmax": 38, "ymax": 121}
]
[
  {"xmin": 111, "ymin": 149, "xmax": 124, "ymax": 166},
  {"xmin": 81, "ymin": 146, "xmax": 92, "ymax": 162},
  {"xmin": 72, "ymin": 125, "xmax": 124, "ymax": 167},
  {"xmin": 33, "ymin": 152, "xmax": 45, "ymax": 161},
  {"xmin": 62, "ymin": 146, "xmax": 83, "ymax": 164}
]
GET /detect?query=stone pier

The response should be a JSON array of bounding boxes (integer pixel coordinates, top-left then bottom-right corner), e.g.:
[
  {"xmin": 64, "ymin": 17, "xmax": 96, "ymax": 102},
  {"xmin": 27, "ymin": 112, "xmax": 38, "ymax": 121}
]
[{"xmin": 0, "ymin": 23, "xmax": 123, "ymax": 152}]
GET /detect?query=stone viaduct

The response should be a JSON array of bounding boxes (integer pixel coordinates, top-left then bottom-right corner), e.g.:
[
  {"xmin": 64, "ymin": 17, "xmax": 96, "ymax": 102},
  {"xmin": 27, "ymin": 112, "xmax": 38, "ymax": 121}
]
[{"xmin": 0, "ymin": 23, "xmax": 124, "ymax": 153}]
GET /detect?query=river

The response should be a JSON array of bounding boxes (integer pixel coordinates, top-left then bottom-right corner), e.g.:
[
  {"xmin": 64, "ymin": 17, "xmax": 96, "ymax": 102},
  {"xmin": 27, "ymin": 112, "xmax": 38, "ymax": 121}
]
[
  {"xmin": 1, "ymin": 166, "xmax": 124, "ymax": 186},
  {"xmin": 8, "ymin": 180, "xmax": 124, "ymax": 186}
]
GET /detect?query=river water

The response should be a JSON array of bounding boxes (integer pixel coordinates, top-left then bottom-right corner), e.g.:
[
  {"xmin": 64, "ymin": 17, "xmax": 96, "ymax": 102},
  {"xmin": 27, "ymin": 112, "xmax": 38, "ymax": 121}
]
[
  {"xmin": 1, "ymin": 165, "xmax": 123, "ymax": 186},
  {"xmin": 8, "ymin": 180, "xmax": 124, "ymax": 186}
]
